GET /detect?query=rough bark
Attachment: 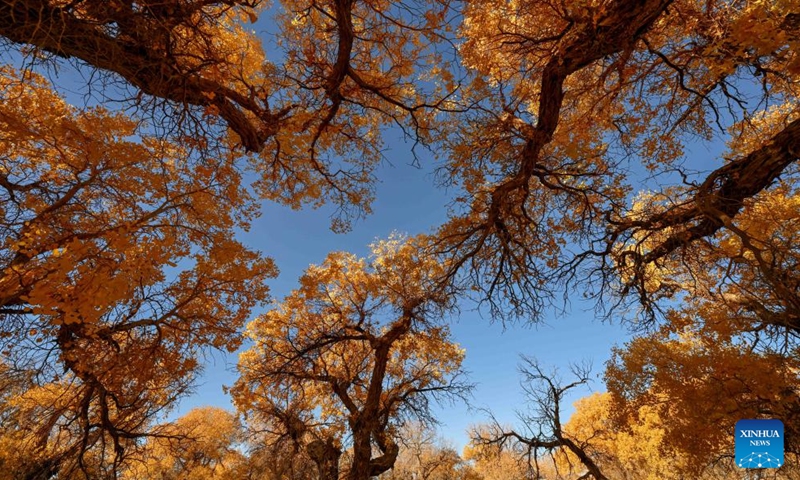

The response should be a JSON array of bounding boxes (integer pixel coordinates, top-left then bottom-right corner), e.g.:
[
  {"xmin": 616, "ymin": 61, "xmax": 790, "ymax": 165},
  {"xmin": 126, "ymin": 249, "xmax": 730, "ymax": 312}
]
[
  {"xmin": 346, "ymin": 314, "xmax": 411, "ymax": 480},
  {"xmin": 307, "ymin": 437, "xmax": 342, "ymax": 480},
  {"xmin": 0, "ymin": 0, "xmax": 281, "ymax": 152},
  {"xmin": 617, "ymin": 117, "xmax": 800, "ymax": 267}
]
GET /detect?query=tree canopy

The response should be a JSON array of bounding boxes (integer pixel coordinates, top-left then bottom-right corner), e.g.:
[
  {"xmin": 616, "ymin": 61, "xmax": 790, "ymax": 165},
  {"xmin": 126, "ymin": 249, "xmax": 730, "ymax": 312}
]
[
  {"xmin": 0, "ymin": 65, "xmax": 274, "ymax": 476},
  {"xmin": 1, "ymin": 0, "xmax": 799, "ymax": 478},
  {"xmin": 232, "ymin": 236, "xmax": 469, "ymax": 480}
]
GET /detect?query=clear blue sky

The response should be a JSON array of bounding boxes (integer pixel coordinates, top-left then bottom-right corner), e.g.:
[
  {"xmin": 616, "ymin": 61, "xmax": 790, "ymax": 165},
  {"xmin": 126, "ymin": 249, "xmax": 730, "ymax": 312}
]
[
  {"xmin": 171, "ymin": 12, "xmax": 639, "ymax": 447},
  {"xmin": 177, "ymin": 144, "xmax": 633, "ymax": 451},
  {"xmin": 175, "ymin": 95, "xmax": 729, "ymax": 450}
]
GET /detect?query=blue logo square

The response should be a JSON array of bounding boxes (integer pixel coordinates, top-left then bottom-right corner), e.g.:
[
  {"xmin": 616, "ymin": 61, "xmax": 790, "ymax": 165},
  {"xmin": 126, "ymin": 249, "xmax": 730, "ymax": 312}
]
[{"xmin": 735, "ymin": 419, "xmax": 784, "ymax": 469}]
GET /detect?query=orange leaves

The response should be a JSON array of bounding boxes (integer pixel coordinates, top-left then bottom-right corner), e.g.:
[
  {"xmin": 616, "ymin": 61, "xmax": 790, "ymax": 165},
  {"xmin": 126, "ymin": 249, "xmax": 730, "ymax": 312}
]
[
  {"xmin": 605, "ymin": 179, "xmax": 800, "ymax": 470},
  {"xmin": 607, "ymin": 326, "xmax": 800, "ymax": 474},
  {"xmin": 2, "ymin": 0, "xmax": 800, "ymax": 476},
  {"xmin": 233, "ymin": 235, "xmax": 467, "ymax": 477},
  {"xmin": 434, "ymin": 0, "xmax": 800, "ymax": 326},
  {"xmin": 122, "ymin": 407, "xmax": 246, "ymax": 480},
  {"xmin": 0, "ymin": 65, "xmax": 275, "ymax": 473}
]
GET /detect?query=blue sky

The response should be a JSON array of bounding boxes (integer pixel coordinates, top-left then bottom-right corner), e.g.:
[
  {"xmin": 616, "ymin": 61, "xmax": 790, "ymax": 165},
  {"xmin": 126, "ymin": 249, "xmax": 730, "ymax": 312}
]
[
  {"xmin": 171, "ymin": 9, "xmax": 734, "ymax": 452},
  {"xmin": 177, "ymin": 143, "xmax": 633, "ymax": 451}
]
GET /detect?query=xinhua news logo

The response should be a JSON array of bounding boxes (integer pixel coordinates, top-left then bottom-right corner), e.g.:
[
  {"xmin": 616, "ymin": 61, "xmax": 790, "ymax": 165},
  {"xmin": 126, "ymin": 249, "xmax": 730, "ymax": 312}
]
[{"xmin": 735, "ymin": 419, "xmax": 784, "ymax": 469}]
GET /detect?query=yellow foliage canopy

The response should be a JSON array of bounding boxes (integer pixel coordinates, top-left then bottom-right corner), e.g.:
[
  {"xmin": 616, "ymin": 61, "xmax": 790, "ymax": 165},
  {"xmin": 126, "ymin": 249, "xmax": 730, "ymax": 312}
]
[
  {"xmin": 233, "ymin": 235, "xmax": 469, "ymax": 480},
  {"xmin": 0, "ymin": 67, "xmax": 275, "ymax": 473},
  {"xmin": 2, "ymin": 0, "xmax": 800, "ymax": 477}
]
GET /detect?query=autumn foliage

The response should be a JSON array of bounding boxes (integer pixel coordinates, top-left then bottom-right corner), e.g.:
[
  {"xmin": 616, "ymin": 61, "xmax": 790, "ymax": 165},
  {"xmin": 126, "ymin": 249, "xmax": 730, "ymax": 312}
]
[
  {"xmin": 233, "ymin": 236, "xmax": 468, "ymax": 480},
  {"xmin": 0, "ymin": 0, "xmax": 799, "ymax": 478},
  {"xmin": 0, "ymin": 66, "xmax": 274, "ymax": 475}
]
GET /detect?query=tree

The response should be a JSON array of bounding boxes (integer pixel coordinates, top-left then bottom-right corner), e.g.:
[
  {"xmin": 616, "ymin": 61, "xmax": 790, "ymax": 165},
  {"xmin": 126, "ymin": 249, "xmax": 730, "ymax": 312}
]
[
  {"xmin": 0, "ymin": 0, "xmax": 458, "ymax": 230},
  {"xmin": 0, "ymin": 361, "xmax": 74, "ymax": 480},
  {"xmin": 605, "ymin": 172, "xmax": 800, "ymax": 475},
  {"xmin": 121, "ymin": 407, "xmax": 246, "ymax": 480},
  {"xmin": 232, "ymin": 235, "xmax": 471, "ymax": 480},
  {"xmin": 236, "ymin": 427, "xmax": 320, "ymax": 480},
  {"xmin": 380, "ymin": 422, "xmax": 475, "ymax": 480},
  {"xmin": 470, "ymin": 358, "xmax": 609, "ymax": 480},
  {"xmin": 471, "ymin": 361, "xmax": 795, "ymax": 480},
  {"xmin": 551, "ymin": 391, "xmax": 800, "ymax": 480},
  {"xmin": 556, "ymin": 392, "xmax": 685, "ymax": 480},
  {"xmin": 0, "ymin": 0, "xmax": 452, "ymax": 147},
  {"xmin": 432, "ymin": 0, "xmax": 800, "ymax": 321},
  {"xmin": 462, "ymin": 428, "xmax": 529, "ymax": 480},
  {"xmin": 0, "ymin": 66, "xmax": 275, "ymax": 476}
]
